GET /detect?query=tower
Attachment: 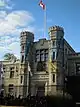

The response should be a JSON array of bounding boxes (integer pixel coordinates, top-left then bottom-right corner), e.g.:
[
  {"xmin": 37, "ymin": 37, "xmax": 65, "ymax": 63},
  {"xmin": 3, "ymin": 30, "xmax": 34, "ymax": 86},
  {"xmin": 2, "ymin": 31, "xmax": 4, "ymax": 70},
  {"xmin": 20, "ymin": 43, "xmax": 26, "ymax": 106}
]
[
  {"xmin": 20, "ymin": 31, "xmax": 34, "ymax": 97},
  {"xmin": 48, "ymin": 26, "xmax": 64, "ymax": 95}
]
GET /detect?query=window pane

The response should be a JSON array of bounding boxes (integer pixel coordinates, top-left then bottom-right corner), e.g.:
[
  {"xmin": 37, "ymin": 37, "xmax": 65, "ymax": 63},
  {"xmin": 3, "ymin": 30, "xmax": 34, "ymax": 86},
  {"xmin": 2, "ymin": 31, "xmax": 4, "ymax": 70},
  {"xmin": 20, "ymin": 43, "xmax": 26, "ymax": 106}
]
[
  {"xmin": 21, "ymin": 76, "xmax": 23, "ymax": 84},
  {"xmin": 45, "ymin": 49, "xmax": 48, "ymax": 53},
  {"xmin": 52, "ymin": 52, "xmax": 55, "ymax": 60},
  {"xmin": 53, "ymin": 74, "xmax": 55, "ymax": 82},
  {"xmin": 21, "ymin": 55, "xmax": 24, "ymax": 63},
  {"xmin": 40, "ymin": 54, "xmax": 44, "ymax": 61},
  {"xmin": 8, "ymin": 84, "xmax": 14, "ymax": 94},
  {"xmin": 22, "ymin": 45, "xmax": 24, "ymax": 51},
  {"xmin": 10, "ymin": 71, "xmax": 14, "ymax": 78},
  {"xmin": 36, "ymin": 50, "xmax": 40, "ymax": 54},
  {"xmin": 65, "ymin": 48, "xmax": 67, "ymax": 54},
  {"xmin": 45, "ymin": 53, "xmax": 48, "ymax": 61},
  {"xmin": 40, "ymin": 50, "xmax": 44, "ymax": 54},
  {"xmin": 36, "ymin": 54, "xmax": 40, "ymax": 62},
  {"xmin": 53, "ymin": 41, "xmax": 55, "ymax": 46}
]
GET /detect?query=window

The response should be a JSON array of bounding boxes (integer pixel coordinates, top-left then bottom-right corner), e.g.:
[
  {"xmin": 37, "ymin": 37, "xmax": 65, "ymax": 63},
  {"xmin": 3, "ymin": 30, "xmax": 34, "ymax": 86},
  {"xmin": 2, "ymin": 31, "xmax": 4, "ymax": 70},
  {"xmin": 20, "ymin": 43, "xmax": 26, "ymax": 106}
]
[
  {"xmin": 21, "ymin": 55, "xmax": 24, "ymax": 63},
  {"xmin": 21, "ymin": 76, "xmax": 23, "ymax": 84},
  {"xmin": 36, "ymin": 54, "xmax": 40, "ymax": 62},
  {"xmin": 76, "ymin": 63, "xmax": 80, "ymax": 74},
  {"xmin": 53, "ymin": 74, "xmax": 55, "ymax": 82},
  {"xmin": 10, "ymin": 67, "xmax": 14, "ymax": 70},
  {"xmin": 16, "ymin": 66, "xmax": 18, "ymax": 72},
  {"xmin": 3, "ymin": 67, "xmax": 5, "ymax": 70},
  {"xmin": 2, "ymin": 84, "xmax": 4, "ymax": 88},
  {"xmin": 40, "ymin": 54, "xmax": 44, "ymax": 61},
  {"xmin": 36, "ymin": 50, "xmax": 40, "ymax": 54},
  {"xmin": 36, "ymin": 49, "xmax": 48, "ymax": 62},
  {"xmin": 10, "ymin": 71, "xmax": 14, "ymax": 78},
  {"xmin": 65, "ymin": 48, "xmax": 67, "ymax": 54},
  {"xmin": 45, "ymin": 49, "xmax": 48, "ymax": 53},
  {"xmin": 22, "ymin": 45, "xmax": 24, "ymax": 51},
  {"xmin": 8, "ymin": 84, "xmax": 14, "ymax": 94},
  {"xmin": 52, "ymin": 52, "xmax": 55, "ymax": 60},
  {"xmin": 51, "ymin": 31, "xmax": 57, "ymax": 36},
  {"xmin": 40, "ymin": 49, "xmax": 44, "ymax": 54},
  {"xmin": 45, "ymin": 53, "xmax": 48, "ymax": 61},
  {"xmin": 68, "ymin": 51, "xmax": 70, "ymax": 54},
  {"xmin": 53, "ymin": 41, "xmax": 55, "ymax": 46}
]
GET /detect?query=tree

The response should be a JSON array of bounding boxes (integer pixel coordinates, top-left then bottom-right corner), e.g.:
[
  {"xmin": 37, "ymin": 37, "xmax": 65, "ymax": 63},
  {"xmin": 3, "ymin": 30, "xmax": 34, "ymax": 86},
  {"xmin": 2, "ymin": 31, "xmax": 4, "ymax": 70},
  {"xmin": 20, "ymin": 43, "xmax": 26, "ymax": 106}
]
[{"xmin": 4, "ymin": 53, "xmax": 17, "ymax": 61}]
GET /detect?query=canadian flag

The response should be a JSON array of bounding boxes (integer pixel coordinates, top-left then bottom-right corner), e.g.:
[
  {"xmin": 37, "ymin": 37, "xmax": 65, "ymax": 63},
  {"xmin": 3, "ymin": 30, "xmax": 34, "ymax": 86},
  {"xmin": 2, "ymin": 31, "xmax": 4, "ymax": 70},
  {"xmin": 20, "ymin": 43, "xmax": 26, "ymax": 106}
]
[{"xmin": 39, "ymin": 0, "xmax": 45, "ymax": 10}]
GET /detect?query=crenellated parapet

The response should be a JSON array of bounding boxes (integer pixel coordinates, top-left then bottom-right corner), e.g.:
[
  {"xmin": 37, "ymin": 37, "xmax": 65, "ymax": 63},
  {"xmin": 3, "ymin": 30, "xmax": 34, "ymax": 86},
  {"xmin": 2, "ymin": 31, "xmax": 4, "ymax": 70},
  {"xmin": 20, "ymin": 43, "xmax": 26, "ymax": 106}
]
[{"xmin": 48, "ymin": 25, "xmax": 64, "ymax": 34}]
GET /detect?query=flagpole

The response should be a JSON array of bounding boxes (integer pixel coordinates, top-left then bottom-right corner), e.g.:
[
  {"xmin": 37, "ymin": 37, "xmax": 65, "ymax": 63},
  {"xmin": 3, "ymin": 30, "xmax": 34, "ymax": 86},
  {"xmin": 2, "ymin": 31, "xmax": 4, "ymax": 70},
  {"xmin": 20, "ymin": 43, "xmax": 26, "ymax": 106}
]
[{"xmin": 44, "ymin": 5, "xmax": 46, "ymax": 38}]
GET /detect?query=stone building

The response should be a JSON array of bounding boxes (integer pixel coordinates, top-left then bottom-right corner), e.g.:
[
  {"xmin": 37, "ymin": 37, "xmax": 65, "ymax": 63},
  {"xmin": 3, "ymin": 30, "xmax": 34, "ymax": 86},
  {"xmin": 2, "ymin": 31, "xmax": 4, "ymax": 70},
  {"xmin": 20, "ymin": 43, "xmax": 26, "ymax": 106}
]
[
  {"xmin": 2, "ymin": 25, "xmax": 79, "ymax": 97},
  {"xmin": 20, "ymin": 25, "xmax": 75, "ymax": 97},
  {"xmin": 2, "ymin": 59, "xmax": 20, "ymax": 97},
  {"xmin": 67, "ymin": 53, "xmax": 80, "ymax": 76}
]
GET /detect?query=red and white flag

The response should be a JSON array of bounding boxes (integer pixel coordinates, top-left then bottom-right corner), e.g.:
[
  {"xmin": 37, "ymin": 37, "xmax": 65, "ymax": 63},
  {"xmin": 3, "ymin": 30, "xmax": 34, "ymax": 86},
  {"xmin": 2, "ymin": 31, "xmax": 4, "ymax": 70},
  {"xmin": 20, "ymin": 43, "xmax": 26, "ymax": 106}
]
[{"xmin": 39, "ymin": 0, "xmax": 45, "ymax": 10}]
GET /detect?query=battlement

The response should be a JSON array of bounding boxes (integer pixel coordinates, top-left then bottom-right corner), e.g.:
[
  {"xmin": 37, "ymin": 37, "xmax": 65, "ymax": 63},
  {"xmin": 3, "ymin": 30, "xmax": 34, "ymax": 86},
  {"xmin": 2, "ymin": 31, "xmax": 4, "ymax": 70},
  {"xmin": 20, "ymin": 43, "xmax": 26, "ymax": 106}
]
[
  {"xmin": 20, "ymin": 31, "xmax": 34, "ymax": 37},
  {"xmin": 48, "ymin": 25, "xmax": 64, "ymax": 33}
]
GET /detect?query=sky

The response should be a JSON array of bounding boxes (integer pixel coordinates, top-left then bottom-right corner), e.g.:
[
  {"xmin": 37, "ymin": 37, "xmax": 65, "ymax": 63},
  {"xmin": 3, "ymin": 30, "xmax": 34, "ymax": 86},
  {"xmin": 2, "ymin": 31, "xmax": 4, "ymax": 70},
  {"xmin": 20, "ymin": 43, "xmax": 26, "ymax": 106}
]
[{"xmin": 0, "ymin": 0, "xmax": 80, "ymax": 60}]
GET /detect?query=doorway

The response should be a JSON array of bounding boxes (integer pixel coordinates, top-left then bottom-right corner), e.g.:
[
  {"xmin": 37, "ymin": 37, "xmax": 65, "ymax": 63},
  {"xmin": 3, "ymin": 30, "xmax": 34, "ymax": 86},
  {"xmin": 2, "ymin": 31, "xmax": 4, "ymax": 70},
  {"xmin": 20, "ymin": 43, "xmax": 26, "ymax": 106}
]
[{"xmin": 36, "ymin": 86, "xmax": 45, "ymax": 96}]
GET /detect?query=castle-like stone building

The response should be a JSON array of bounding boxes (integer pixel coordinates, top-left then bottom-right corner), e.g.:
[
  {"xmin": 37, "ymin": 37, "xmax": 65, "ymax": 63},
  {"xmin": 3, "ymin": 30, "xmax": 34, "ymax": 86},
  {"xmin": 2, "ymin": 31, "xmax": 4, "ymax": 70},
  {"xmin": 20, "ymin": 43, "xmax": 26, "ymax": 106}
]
[{"xmin": 1, "ymin": 25, "xmax": 80, "ymax": 98}]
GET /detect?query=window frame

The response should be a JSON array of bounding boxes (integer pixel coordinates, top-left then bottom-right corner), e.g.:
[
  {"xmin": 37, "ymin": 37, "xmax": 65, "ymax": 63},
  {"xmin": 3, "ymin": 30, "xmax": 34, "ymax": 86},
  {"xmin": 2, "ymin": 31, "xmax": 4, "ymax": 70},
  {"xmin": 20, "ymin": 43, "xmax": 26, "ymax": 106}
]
[
  {"xmin": 10, "ymin": 71, "xmax": 14, "ymax": 78},
  {"xmin": 53, "ymin": 74, "xmax": 55, "ymax": 82}
]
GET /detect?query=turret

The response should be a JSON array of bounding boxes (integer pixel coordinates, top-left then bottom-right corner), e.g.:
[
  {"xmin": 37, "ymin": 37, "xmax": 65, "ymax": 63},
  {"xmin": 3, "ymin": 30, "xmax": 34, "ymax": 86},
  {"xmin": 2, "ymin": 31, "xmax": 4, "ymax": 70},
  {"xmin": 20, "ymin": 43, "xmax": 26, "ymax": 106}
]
[
  {"xmin": 20, "ymin": 31, "xmax": 34, "ymax": 63},
  {"xmin": 48, "ymin": 25, "xmax": 64, "ymax": 40}
]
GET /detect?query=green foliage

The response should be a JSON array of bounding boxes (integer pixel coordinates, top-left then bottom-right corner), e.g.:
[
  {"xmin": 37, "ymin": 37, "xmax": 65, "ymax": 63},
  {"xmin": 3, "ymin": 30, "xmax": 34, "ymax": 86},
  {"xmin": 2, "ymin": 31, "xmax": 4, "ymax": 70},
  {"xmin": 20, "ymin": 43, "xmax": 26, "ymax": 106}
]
[{"xmin": 4, "ymin": 53, "xmax": 17, "ymax": 60}]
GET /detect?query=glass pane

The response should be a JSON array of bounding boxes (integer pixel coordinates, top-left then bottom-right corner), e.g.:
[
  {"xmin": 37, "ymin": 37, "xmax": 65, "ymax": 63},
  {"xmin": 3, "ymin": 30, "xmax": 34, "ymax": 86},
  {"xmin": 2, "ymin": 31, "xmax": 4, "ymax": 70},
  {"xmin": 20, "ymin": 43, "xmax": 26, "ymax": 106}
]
[
  {"xmin": 40, "ymin": 54, "xmax": 44, "ymax": 61},
  {"xmin": 52, "ymin": 52, "xmax": 55, "ymax": 60},
  {"xmin": 36, "ymin": 54, "xmax": 40, "ymax": 61}
]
